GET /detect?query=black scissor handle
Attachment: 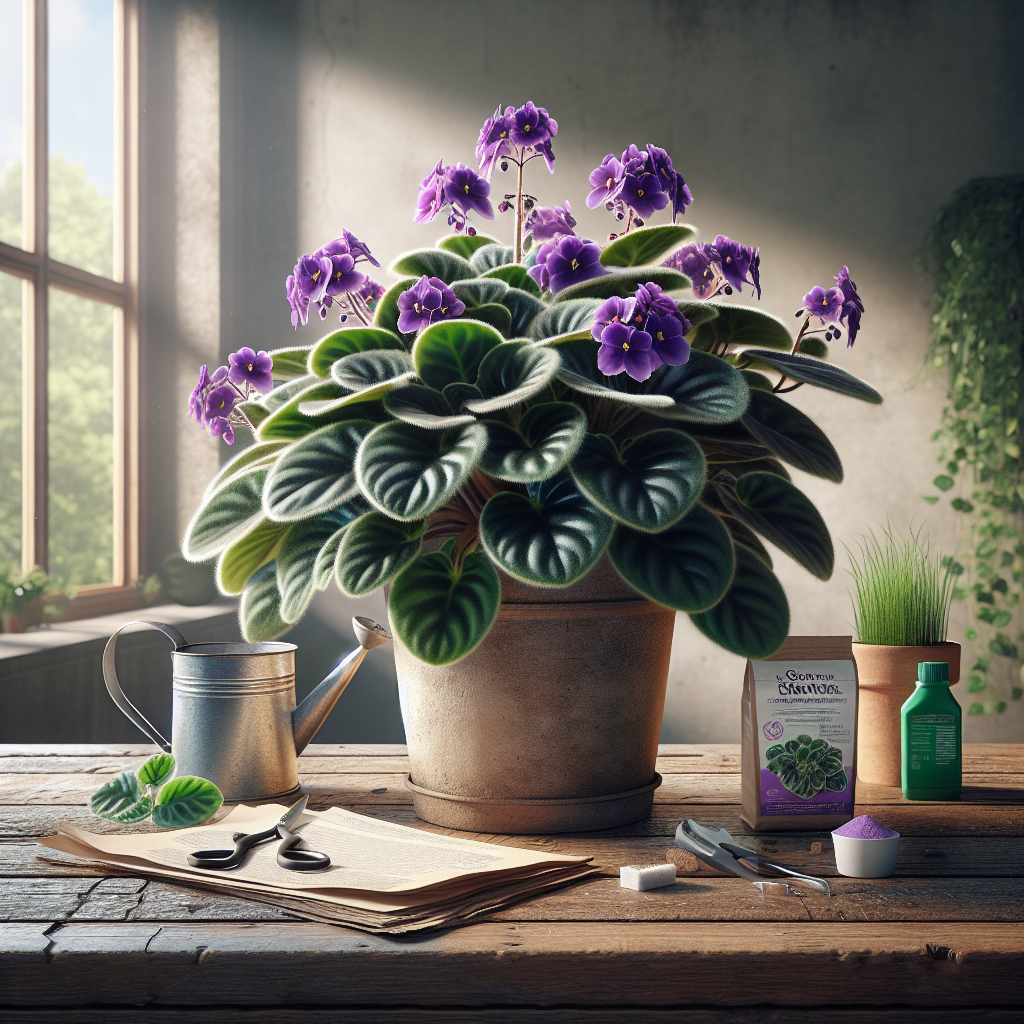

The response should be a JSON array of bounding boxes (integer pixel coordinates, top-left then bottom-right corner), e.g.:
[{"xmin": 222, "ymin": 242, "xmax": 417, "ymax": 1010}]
[
  {"xmin": 276, "ymin": 826, "xmax": 331, "ymax": 871},
  {"xmin": 187, "ymin": 825, "xmax": 278, "ymax": 870}
]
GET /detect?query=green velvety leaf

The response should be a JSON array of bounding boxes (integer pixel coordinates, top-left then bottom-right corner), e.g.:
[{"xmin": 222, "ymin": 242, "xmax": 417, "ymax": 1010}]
[
  {"xmin": 608, "ymin": 504, "xmax": 734, "ymax": 612},
  {"xmin": 689, "ymin": 543, "xmax": 789, "ymax": 658},
  {"xmin": 388, "ymin": 550, "xmax": 501, "ymax": 665},
  {"xmin": 217, "ymin": 518, "xmax": 290, "ymax": 595},
  {"xmin": 479, "ymin": 473, "xmax": 614, "ymax": 587},
  {"xmin": 277, "ymin": 506, "xmax": 365, "ymax": 622},
  {"xmin": 724, "ymin": 458, "xmax": 792, "ymax": 481},
  {"xmin": 825, "ymin": 768, "xmax": 849, "ymax": 792},
  {"xmin": 469, "ymin": 243, "xmax": 514, "ymax": 273},
  {"xmin": 722, "ymin": 516, "xmax": 774, "ymax": 569},
  {"xmin": 267, "ymin": 345, "xmax": 315, "ymax": 381},
  {"xmin": 437, "ymin": 233, "xmax": 500, "ymax": 259},
  {"xmin": 309, "ymin": 328, "xmax": 405, "ymax": 377},
  {"xmin": 258, "ymin": 379, "xmax": 385, "ymax": 442},
  {"xmin": 451, "ymin": 279, "xmax": 508, "ymax": 306},
  {"xmin": 356, "ymin": 420, "xmax": 488, "ymax": 521},
  {"xmin": 599, "ymin": 224, "xmax": 696, "ymax": 268},
  {"xmin": 645, "ymin": 351, "xmax": 750, "ymax": 424},
  {"xmin": 796, "ymin": 336, "xmax": 828, "ymax": 358},
  {"xmin": 553, "ymin": 267, "xmax": 690, "ymax": 304},
  {"xmin": 715, "ymin": 471, "xmax": 834, "ymax": 580},
  {"xmin": 263, "ymin": 420, "xmax": 375, "ymax": 521},
  {"xmin": 203, "ymin": 441, "xmax": 288, "ymax": 500},
  {"xmin": 554, "ymin": 338, "xmax": 676, "ymax": 410},
  {"xmin": 499, "ymin": 287, "xmax": 546, "ymax": 335},
  {"xmin": 90, "ymin": 771, "xmax": 149, "ymax": 822},
  {"xmin": 263, "ymin": 375, "xmax": 320, "ymax": 412},
  {"xmin": 678, "ymin": 301, "xmax": 720, "ymax": 329},
  {"xmin": 483, "ymin": 264, "xmax": 541, "ymax": 297},
  {"xmin": 479, "ymin": 402, "xmax": 587, "ymax": 482},
  {"xmin": 412, "ymin": 318, "xmax": 504, "ymax": 390},
  {"xmin": 570, "ymin": 429, "xmax": 706, "ymax": 532},
  {"xmin": 137, "ymin": 753, "xmax": 176, "ymax": 789},
  {"xmin": 152, "ymin": 775, "xmax": 224, "ymax": 829},
  {"xmin": 239, "ymin": 561, "xmax": 290, "ymax": 642},
  {"xmin": 183, "ymin": 467, "xmax": 267, "ymax": 562},
  {"xmin": 741, "ymin": 369, "xmax": 776, "ymax": 393},
  {"xmin": 384, "ymin": 384, "xmax": 477, "ymax": 430},
  {"xmin": 389, "ymin": 248, "xmax": 475, "ymax": 284},
  {"xmin": 372, "ymin": 277, "xmax": 418, "ymax": 344},
  {"xmin": 697, "ymin": 303, "xmax": 793, "ymax": 351},
  {"xmin": 443, "ymin": 382, "xmax": 483, "ymax": 411},
  {"xmin": 336, "ymin": 512, "xmax": 425, "ymax": 596},
  {"xmin": 528, "ymin": 298, "xmax": 602, "ymax": 343},
  {"xmin": 464, "ymin": 341, "xmax": 561, "ymax": 414},
  {"xmin": 464, "ymin": 301, "xmax": 513, "ymax": 337},
  {"xmin": 235, "ymin": 399, "xmax": 270, "ymax": 429},
  {"xmin": 742, "ymin": 390, "xmax": 843, "ymax": 482},
  {"xmin": 330, "ymin": 349, "xmax": 415, "ymax": 391},
  {"xmin": 741, "ymin": 349, "xmax": 882, "ymax": 404},
  {"xmin": 314, "ymin": 523, "xmax": 350, "ymax": 591}
]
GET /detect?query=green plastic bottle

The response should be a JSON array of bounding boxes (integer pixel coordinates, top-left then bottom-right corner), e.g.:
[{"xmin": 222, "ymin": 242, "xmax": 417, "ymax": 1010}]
[{"xmin": 901, "ymin": 661, "xmax": 962, "ymax": 800}]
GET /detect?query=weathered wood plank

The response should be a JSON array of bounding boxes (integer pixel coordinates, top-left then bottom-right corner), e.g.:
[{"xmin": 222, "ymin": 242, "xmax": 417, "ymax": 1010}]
[
  {"xmin": 2, "ymin": 1008, "xmax": 1021, "ymax": 1024},
  {"xmin": 5, "ymin": 771, "xmax": 1021, "ymax": 807},
  {"xmin": 2, "ymin": 921, "xmax": 1020, "ymax": 1007},
  {"xmin": 3, "ymin": 800, "xmax": 1021, "ymax": 843},
  {"xmin": 1, "ymin": 874, "xmax": 1020, "ymax": 925}
]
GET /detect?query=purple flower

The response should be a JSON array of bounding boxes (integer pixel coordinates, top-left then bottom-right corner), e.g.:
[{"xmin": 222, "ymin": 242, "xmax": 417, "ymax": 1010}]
[
  {"xmin": 189, "ymin": 365, "xmax": 211, "ymax": 421},
  {"xmin": 444, "ymin": 163, "xmax": 494, "ymax": 221},
  {"xmin": 592, "ymin": 295, "xmax": 635, "ymax": 340},
  {"xmin": 587, "ymin": 154, "xmax": 624, "ymax": 209},
  {"xmin": 204, "ymin": 383, "xmax": 238, "ymax": 424},
  {"xmin": 542, "ymin": 235, "xmax": 606, "ymax": 295},
  {"xmin": 286, "ymin": 272, "xmax": 309, "ymax": 327},
  {"xmin": 526, "ymin": 237, "xmax": 560, "ymax": 291},
  {"xmin": 396, "ymin": 276, "xmax": 467, "ymax": 334},
  {"xmin": 525, "ymin": 201, "xmax": 576, "ymax": 242},
  {"xmin": 666, "ymin": 243, "xmax": 722, "ymax": 299},
  {"xmin": 477, "ymin": 106, "xmax": 515, "ymax": 180},
  {"xmin": 635, "ymin": 282, "xmax": 681, "ymax": 321},
  {"xmin": 341, "ymin": 229, "xmax": 380, "ymax": 268},
  {"xmin": 803, "ymin": 286, "xmax": 845, "ymax": 322},
  {"xmin": 228, "ymin": 347, "xmax": 274, "ymax": 395},
  {"xmin": 358, "ymin": 277, "xmax": 386, "ymax": 308},
  {"xmin": 511, "ymin": 101, "xmax": 552, "ymax": 147},
  {"xmin": 414, "ymin": 159, "xmax": 447, "ymax": 224},
  {"xmin": 646, "ymin": 145, "xmax": 693, "ymax": 221},
  {"xmin": 646, "ymin": 313, "xmax": 690, "ymax": 367},
  {"xmin": 841, "ymin": 301, "xmax": 862, "ymax": 347},
  {"xmin": 209, "ymin": 416, "xmax": 235, "ymax": 445},
  {"xmin": 597, "ymin": 322, "xmax": 656, "ymax": 381},
  {"xmin": 713, "ymin": 236, "xmax": 761, "ymax": 298}
]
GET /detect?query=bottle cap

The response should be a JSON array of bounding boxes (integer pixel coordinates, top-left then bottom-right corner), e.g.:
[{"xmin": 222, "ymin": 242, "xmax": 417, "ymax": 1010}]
[{"xmin": 917, "ymin": 661, "xmax": 950, "ymax": 685}]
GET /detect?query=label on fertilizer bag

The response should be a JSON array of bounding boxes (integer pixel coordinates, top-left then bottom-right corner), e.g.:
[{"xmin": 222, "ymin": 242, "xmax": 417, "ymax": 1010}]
[{"xmin": 752, "ymin": 659, "xmax": 857, "ymax": 817}]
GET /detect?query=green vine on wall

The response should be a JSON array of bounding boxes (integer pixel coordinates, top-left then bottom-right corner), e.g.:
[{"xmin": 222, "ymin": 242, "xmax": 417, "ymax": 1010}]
[{"xmin": 925, "ymin": 175, "xmax": 1024, "ymax": 715}]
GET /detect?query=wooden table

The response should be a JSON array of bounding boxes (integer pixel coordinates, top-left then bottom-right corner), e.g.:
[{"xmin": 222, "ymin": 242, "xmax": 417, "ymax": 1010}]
[{"xmin": 1, "ymin": 743, "xmax": 1021, "ymax": 1023}]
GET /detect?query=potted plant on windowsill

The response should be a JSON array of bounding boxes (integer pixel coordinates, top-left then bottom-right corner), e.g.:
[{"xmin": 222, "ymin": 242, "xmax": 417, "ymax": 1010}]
[
  {"xmin": 848, "ymin": 526, "xmax": 960, "ymax": 787},
  {"xmin": 0, "ymin": 564, "xmax": 65, "ymax": 634},
  {"xmin": 182, "ymin": 101, "xmax": 882, "ymax": 832}
]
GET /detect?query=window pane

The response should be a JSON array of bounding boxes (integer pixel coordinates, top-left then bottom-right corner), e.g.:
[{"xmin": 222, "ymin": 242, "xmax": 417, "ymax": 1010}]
[
  {"xmin": 48, "ymin": 0, "xmax": 115, "ymax": 277},
  {"xmin": 0, "ymin": 272, "xmax": 23, "ymax": 568},
  {"xmin": 48, "ymin": 287, "xmax": 114, "ymax": 586},
  {"xmin": 0, "ymin": 0, "xmax": 23, "ymax": 249}
]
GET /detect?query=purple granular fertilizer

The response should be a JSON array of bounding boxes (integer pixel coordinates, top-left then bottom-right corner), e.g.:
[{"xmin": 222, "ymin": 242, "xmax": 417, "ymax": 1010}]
[{"xmin": 833, "ymin": 815, "xmax": 899, "ymax": 839}]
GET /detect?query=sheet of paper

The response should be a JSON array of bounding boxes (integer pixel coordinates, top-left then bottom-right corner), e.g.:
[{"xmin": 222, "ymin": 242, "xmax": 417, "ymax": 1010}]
[{"xmin": 47, "ymin": 802, "xmax": 589, "ymax": 894}]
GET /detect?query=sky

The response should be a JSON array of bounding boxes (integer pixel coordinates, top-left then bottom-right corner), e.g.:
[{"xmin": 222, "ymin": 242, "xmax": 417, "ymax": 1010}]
[{"xmin": 0, "ymin": 0, "xmax": 114, "ymax": 196}]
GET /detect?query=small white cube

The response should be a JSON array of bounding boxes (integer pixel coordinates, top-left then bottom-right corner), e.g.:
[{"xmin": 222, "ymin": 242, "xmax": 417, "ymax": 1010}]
[{"xmin": 619, "ymin": 862, "xmax": 677, "ymax": 891}]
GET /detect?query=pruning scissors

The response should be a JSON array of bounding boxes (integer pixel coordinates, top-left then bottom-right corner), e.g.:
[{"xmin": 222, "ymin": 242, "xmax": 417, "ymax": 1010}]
[
  {"xmin": 675, "ymin": 819, "xmax": 831, "ymax": 896},
  {"xmin": 187, "ymin": 796, "xmax": 331, "ymax": 872}
]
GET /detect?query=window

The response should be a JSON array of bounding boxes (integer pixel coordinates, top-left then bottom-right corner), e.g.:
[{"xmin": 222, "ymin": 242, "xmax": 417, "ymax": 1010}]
[{"xmin": 0, "ymin": 0, "xmax": 139, "ymax": 616}]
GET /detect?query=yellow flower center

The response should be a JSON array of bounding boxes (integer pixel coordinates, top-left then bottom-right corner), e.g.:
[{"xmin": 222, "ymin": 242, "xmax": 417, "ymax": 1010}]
[
  {"xmin": 637, "ymin": 188, "xmax": 644, "ymax": 197},
  {"xmin": 656, "ymin": 331, "xmax": 664, "ymax": 342},
  {"xmin": 622, "ymin": 340, "xmax": 630, "ymax": 351},
  {"xmin": 571, "ymin": 259, "xmax": 579, "ymax": 271},
  {"xmin": 413, "ymin": 302, "xmax": 422, "ymax": 313},
  {"xmin": 523, "ymin": 124, "xmax": 531, "ymax": 132},
  {"xmin": 247, "ymin": 362, "xmax": 254, "ymax": 371},
  {"xmin": 464, "ymin": 184, "xmax": 470, "ymax": 194}
]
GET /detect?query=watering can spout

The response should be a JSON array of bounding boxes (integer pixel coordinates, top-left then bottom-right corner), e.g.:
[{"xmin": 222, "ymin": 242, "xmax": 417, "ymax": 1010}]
[{"xmin": 292, "ymin": 616, "xmax": 391, "ymax": 754}]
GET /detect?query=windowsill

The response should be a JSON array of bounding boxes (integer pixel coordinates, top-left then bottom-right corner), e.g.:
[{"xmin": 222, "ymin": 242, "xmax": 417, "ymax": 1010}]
[{"xmin": 0, "ymin": 601, "xmax": 238, "ymax": 661}]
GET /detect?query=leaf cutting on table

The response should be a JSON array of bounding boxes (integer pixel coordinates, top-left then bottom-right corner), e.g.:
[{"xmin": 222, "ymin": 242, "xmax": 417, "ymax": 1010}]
[{"xmin": 152, "ymin": 776, "xmax": 224, "ymax": 829}]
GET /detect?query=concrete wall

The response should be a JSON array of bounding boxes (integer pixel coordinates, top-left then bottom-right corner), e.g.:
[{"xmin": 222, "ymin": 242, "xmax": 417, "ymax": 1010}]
[
  {"xmin": 288, "ymin": 0, "xmax": 1024, "ymax": 743},
  {"xmin": 136, "ymin": 0, "xmax": 1023, "ymax": 745}
]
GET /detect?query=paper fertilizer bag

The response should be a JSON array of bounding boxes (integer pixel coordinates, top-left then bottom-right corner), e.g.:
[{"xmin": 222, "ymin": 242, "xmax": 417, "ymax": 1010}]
[{"xmin": 741, "ymin": 636, "xmax": 859, "ymax": 831}]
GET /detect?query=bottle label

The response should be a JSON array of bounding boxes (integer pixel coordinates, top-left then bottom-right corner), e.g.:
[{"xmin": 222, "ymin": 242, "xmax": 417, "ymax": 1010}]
[
  {"xmin": 752, "ymin": 659, "xmax": 856, "ymax": 817},
  {"xmin": 908, "ymin": 713, "xmax": 957, "ymax": 782}
]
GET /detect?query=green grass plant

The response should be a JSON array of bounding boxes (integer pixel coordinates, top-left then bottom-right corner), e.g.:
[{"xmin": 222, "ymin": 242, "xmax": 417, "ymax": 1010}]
[{"xmin": 847, "ymin": 526, "xmax": 955, "ymax": 646}]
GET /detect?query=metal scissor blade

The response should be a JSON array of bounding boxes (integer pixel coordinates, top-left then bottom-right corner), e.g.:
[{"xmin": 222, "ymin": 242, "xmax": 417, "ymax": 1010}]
[
  {"xmin": 675, "ymin": 820, "xmax": 765, "ymax": 884},
  {"xmin": 279, "ymin": 795, "xmax": 308, "ymax": 832}
]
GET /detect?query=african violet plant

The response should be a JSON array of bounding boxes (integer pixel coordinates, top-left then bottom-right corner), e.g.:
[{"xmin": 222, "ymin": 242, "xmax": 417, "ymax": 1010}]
[
  {"xmin": 765, "ymin": 736, "xmax": 849, "ymax": 800},
  {"xmin": 183, "ymin": 101, "xmax": 882, "ymax": 666}
]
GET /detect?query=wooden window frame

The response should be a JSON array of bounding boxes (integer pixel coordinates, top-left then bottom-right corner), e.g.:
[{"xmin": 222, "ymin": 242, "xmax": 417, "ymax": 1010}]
[{"xmin": 0, "ymin": 0, "xmax": 141, "ymax": 618}]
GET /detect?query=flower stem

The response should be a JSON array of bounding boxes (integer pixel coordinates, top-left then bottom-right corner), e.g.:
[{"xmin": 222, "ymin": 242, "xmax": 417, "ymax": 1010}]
[{"xmin": 514, "ymin": 156, "xmax": 525, "ymax": 264}]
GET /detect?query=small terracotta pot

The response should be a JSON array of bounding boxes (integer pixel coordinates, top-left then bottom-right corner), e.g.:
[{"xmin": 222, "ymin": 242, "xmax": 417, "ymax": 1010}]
[{"xmin": 852, "ymin": 641, "xmax": 960, "ymax": 786}]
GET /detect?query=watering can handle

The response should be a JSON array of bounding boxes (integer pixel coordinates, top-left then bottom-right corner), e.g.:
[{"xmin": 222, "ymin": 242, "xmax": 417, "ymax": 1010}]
[{"xmin": 102, "ymin": 621, "xmax": 185, "ymax": 752}]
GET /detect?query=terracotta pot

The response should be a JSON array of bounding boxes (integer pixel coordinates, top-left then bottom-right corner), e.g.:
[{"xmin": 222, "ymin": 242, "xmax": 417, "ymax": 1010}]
[
  {"xmin": 852, "ymin": 641, "xmax": 961, "ymax": 786},
  {"xmin": 391, "ymin": 557, "xmax": 676, "ymax": 834}
]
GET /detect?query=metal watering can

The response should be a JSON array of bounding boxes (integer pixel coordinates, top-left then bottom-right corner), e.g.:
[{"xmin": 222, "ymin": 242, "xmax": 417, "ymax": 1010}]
[{"xmin": 102, "ymin": 616, "xmax": 391, "ymax": 801}]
